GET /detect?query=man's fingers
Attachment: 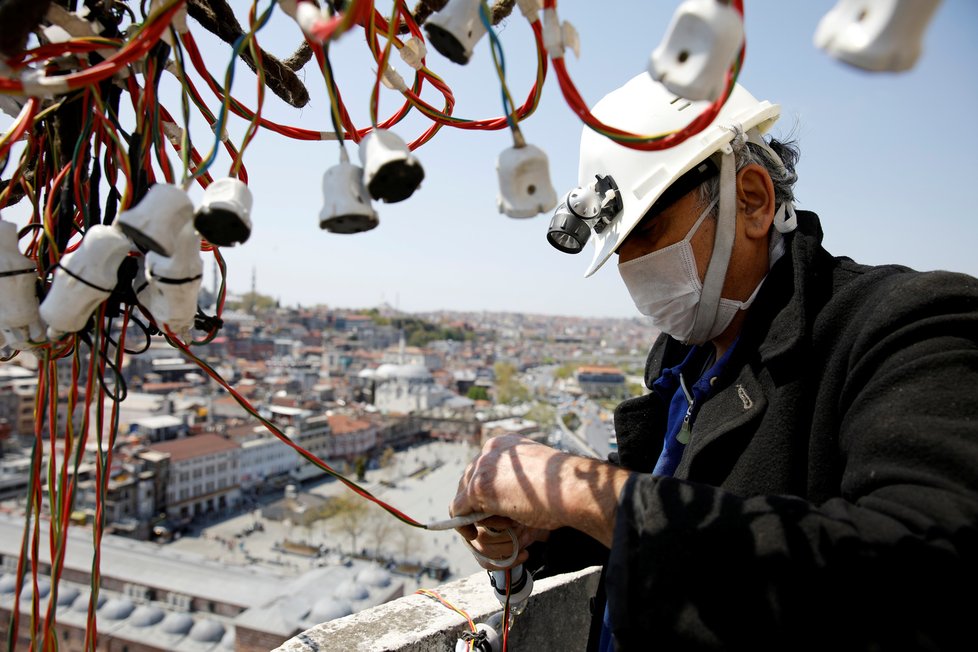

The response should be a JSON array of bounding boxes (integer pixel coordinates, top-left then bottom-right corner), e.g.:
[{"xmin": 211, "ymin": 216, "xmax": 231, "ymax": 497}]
[{"xmin": 455, "ymin": 524, "xmax": 477, "ymax": 542}]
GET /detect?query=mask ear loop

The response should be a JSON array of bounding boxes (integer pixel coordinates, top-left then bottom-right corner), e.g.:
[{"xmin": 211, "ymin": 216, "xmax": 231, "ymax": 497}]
[
  {"xmin": 746, "ymin": 130, "xmax": 797, "ymax": 234},
  {"xmin": 688, "ymin": 146, "xmax": 737, "ymax": 344}
]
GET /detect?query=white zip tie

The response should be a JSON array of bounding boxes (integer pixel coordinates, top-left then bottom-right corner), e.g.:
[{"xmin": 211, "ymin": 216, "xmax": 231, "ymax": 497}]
[
  {"xmin": 399, "ymin": 37, "xmax": 426, "ymax": 70},
  {"xmin": 380, "ymin": 66, "xmax": 408, "ymax": 92},
  {"xmin": 19, "ymin": 72, "xmax": 71, "ymax": 98}
]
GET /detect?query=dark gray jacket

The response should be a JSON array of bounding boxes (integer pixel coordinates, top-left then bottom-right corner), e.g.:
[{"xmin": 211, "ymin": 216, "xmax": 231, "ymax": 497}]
[{"xmin": 538, "ymin": 211, "xmax": 978, "ymax": 651}]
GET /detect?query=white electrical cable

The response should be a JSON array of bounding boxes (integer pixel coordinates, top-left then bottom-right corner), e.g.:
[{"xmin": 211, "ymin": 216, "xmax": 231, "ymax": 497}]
[
  {"xmin": 425, "ymin": 512, "xmax": 492, "ymax": 530},
  {"xmin": 426, "ymin": 512, "xmax": 521, "ymax": 569}
]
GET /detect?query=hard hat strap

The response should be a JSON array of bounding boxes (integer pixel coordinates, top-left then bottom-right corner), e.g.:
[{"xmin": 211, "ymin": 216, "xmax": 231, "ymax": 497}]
[{"xmin": 688, "ymin": 148, "xmax": 737, "ymax": 344}]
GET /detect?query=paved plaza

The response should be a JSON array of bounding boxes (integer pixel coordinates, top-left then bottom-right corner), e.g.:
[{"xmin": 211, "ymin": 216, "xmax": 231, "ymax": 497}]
[{"xmin": 165, "ymin": 439, "xmax": 486, "ymax": 593}]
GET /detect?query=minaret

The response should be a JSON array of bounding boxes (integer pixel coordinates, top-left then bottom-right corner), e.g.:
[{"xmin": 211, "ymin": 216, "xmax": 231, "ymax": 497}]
[{"xmin": 250, "ymin": 266, "xmax": 257, "ymax": 314}]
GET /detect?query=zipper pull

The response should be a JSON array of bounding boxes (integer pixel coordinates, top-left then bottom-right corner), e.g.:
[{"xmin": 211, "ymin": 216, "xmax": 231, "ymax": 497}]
[
  {"xmin": 677, "ymin": 407, "xmax": 693, "ymax": 445},
  {"xmin": 677, "ymin": 373, "xmax": 694, "ymax": 445}
]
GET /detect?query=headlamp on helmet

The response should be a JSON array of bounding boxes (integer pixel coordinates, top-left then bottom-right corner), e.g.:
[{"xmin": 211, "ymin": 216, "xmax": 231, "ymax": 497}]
[{"xmin": 546, "ymin": 175, "xmax": 622, "ymax": 254}]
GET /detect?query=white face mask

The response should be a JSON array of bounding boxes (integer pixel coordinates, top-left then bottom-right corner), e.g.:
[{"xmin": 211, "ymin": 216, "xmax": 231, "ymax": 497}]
[{"xmin": 617, "ymin": 199, "xmax": 763, "ymax": 344}]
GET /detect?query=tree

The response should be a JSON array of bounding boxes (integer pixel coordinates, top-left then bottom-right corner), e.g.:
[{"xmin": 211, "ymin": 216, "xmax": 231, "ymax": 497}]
[
  {"xmin": 524, "ymin": 401, "xmax": 556, "ymax": 428},
  {"xmin": 466, "ymin": 386, "xmax": 489, "ymax": 401},
  {"xmin": 393, "ymin": 522, "xmax": 421, "ymax": 560},
  {"xmin": 328, "ymin": 494, "xmax": 369, "ymax": 554},
  {"xmin": 553, "ymin": 363, "xmax": 577, "ymax": 380},
  {"xmin": 364, "ymin": 507, "xmax": 394, "ymax": 558},
  {"xmin": 493, "ymin": 362, "xmax": 530, "ymax": 405}
]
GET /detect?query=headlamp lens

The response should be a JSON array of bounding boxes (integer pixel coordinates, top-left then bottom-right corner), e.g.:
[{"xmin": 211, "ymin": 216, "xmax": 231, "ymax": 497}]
[{"xmin": 547, "ymin": 205, "xmax": 591, "ymax": 254}]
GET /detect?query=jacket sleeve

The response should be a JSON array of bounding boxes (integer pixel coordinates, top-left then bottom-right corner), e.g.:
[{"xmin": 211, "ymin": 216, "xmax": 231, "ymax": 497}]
[{"xmin": 604, "ymin": 270, "xmax": 978, "ymax": 650}]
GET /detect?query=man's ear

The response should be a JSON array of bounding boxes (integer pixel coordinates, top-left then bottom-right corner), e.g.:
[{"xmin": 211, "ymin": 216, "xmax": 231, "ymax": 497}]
[{"xmin": 736, "ymin": 163, "xmax": 775, "ymax": 239}]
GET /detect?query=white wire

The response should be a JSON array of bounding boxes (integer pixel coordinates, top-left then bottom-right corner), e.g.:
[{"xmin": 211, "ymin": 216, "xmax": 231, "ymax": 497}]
[{"xmin": 425, "ymin": 513, "xmax": 521, "ymax": 568}]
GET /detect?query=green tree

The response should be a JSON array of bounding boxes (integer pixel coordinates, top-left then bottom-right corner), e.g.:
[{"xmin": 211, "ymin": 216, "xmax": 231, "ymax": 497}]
[
  {"xmin": 225, "ymin": 292, "xmax": 277, "ymax": 312},
  {"xmin": 553, "ymin": 363, "xmax": 577, "ymax": 380},
  {"xmin": 328, "ymin": 494, "xmax": 370, "ymax": 554},
  {"xmin": 466, "ymin": 386, "xmax": 490, "ymax": 401},
  {"xmin": 524, "ymin": 401, "xmax": 556, "ymax": 428},
  {"xmin": 493, "ymin": 362, "xmax": 530, "ymax": 405}
]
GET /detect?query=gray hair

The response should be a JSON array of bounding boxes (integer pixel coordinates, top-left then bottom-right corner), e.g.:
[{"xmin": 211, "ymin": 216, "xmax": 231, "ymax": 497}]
[{"xmin": 698, "ymin": 136, "xmax": 800, "ymax": 215}]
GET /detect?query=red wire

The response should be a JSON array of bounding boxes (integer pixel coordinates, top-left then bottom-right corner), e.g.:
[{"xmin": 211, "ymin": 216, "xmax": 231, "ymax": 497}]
[
  {"xmin": 0, "ymin": 3, "xmax": 183, "ymax": 93},
  {"xmin": 180, "ymin": 32, "xmax": 325, "ymax": 141},
  {"xmin": 545, "ymin": 0, "xmax": 744, "ymax": 151},
  {"xmin": 166, "ymin": 331, "xmax": 426, "ymax": 527},
  {"xmin": 0, "ymin": 97, "xmax": 39, "ymax": 163}
]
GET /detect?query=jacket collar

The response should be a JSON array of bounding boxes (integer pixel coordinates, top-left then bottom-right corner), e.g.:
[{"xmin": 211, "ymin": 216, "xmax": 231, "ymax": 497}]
[{"xmin": 643, "ymin": 210, "xmax": 826, "ymax": 387}]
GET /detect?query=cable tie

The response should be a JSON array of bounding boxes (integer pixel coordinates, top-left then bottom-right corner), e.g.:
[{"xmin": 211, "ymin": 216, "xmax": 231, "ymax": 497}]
[
  {"xmin": 380, "ymin": 66, "xmax": 408, "ymax": 92},
  {"xmin": 45, "ymin": 5, "xmax": 99, "ymax": 39},
  {"xmin": 277, "ymin": 0, "xmax": 299, "ymax": 19},
  {"xmin": 161, "ymin": 121, "xmax": 184, "ymax": 147},
  {"xmin": 562, "ymin": 20, "xmax": 581, "ymax": 58},
  {"xmin": 542, "ymin": 8, "xmax": 564, "ymax": 58},
  {"xmin": 399, "ymin": 37, "xmax": 427, "ymax": 70},
  {"xmin": 211, "ymin": 122, "xmax": 229, "ymax": 142},
  {"xmin": 319, "ymin": 131, "xmax": 339, "ymax": 141},
  {"xmin": 151, "ymin": 0, "xmax": 189, "ymax": 35},
  {"xmin": 515, "ymin": 0, "xmax": 542, "ymax": 22},
  {"xmin": 19, "ymin": 72, "xmax": 70, "ymax": 98}
]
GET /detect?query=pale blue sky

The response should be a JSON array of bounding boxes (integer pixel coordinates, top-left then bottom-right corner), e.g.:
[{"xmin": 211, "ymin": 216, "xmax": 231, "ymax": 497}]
[{"xmin": 4, "ymin": 1, "xmax": 977, "ymax": 318}]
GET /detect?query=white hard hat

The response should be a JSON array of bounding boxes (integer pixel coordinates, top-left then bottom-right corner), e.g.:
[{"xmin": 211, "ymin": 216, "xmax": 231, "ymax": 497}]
[{"xmin": 578, "ymin": 73, "xmax": 780, "ymax": 277}]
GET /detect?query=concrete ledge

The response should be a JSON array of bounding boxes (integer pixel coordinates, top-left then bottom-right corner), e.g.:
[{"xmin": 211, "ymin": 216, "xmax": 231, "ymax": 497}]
[{"xmin": 275, "ymin": 566, "xmax": 602, "ymax": 652}]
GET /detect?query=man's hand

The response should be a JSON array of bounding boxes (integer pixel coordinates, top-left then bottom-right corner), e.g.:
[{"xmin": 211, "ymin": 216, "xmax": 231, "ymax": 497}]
[{"xmin": 451, "ymin": 435, "xmax": 632, "ymax": 557}]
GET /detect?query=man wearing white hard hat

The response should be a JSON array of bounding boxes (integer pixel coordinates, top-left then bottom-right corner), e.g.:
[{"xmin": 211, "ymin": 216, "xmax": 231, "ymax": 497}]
[{"xmin": 452, "ymin": 72, "xmax": 978, "ymax": 650}]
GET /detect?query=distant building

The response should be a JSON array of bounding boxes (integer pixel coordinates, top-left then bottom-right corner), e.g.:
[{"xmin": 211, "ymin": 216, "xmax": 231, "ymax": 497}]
[
  {"xmin": 575, "ymin": 365, "xmax": 627, "ymax": 399},
  {"xmin": 150, "ymin": 434, "xmax": 241, "ymax": 520},
  {"xmin": 0, "ymin": 516, "xmax": 404, "ymax": 652},
  {"xmin": 238, "ymin": 434, "xmax": 298, "ymax": 490},
  {"xmin": 130, "ymin": 414, "xmax": 187, "ymax": 443},
  {"xmin": 366, "ymin": 364, "xmax": 457, "ymax": 415},
  {"xmin": 326, "ymin": 414, "xmax": 378, "ymax": 462}
]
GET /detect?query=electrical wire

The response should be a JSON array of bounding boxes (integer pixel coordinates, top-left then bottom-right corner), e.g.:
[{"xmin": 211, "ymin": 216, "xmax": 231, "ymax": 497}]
[{"xmin": 0, "ymin": 2, "xmax": 765, "ymax": 646}]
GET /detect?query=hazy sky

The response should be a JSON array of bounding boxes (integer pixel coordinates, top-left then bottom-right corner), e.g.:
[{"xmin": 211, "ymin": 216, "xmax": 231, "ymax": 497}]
[{"xmin": 4, "ymin": 1, "xmax": 977, "ymax": 318}]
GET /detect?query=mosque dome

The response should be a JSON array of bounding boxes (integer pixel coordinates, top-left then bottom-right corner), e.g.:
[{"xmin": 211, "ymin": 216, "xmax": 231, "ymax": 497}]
[
  {"xmin": 100, "ymin": 597, "xmax": 135, "ymax": 620},
  {"xmin": 20, "ymin": 577, "xmax": 51, "ymax": 600},
  {"xmin": 189, "ymin": 619, "xmax": 225, "ymax": 642},
  {"xmin": 0, "ymin": 574, "xmax": 18, "ymax": 595},
  {"xmin": 71, "ymin": 591, "xmax": 106, "ymax": 612},
  {"xmin": 56, "ymin": 586, "xmax": 81, "ymax": 607},
  {"xmin": 356, "ymin": 566, "xmax": 392, "ymax": 588},
  {"xmin": 334, "ymin": 580, "xmax": 369, "ymax": 601},
  {"xmin": 160, "ymin": 612, "xmax": 194, "ymax": 635},
  {"xmin": 308, "ymin": 597, "xmax": 353, "ymax": 623},
  {"xmin": 130, "ymin": 605, "xmax": 166, "ymax": 627}
]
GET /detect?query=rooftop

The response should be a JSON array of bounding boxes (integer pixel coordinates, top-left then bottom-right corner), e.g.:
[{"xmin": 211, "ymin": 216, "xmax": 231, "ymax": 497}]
[{"xmin": 149, "ymin": 434, "xmax": 239, "ymax": 462}]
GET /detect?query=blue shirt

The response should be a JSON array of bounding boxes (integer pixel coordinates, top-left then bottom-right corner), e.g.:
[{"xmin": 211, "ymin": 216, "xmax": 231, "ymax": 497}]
[{"xmin": 599, "ymin": 341, "xmax": 737, "ymax": 651}]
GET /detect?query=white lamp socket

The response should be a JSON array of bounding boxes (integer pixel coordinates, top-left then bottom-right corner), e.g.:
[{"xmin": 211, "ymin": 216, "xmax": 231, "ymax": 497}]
[
  {"xmin": 0, "ymin": 220, "xmax": 44, "ymax": 349},
  {"xmin": 40, "ymin": 224, "xmax": 131, "ymax": 338},
  {"xmin": 319, "ymin": 159, "xmax": 380, "ymax": 234},
  {"xmin": 117, "ymin": 183, "xmax": 194, "ymax": 257},
  {"xmin": 648, "ymin": 0, "xmax": 744, "ymax": 102},
  {"xmin": 496, "ymin": 144, "xmax": 558, "ymax": 219},
  {"xmin": 359, "ymin": 129, "xmax": 424, "ymax": 204},
  {"xmin": 195, "ymin": 177, "xmax": 253, "ymax": 247},
  {"xmin": 814, "ymin": 0, "xmax": 941, "ymax": 72},
  {"xmin": 139, "ymin": 222, "xmax": 203, "ymax": 337},
  {"xmin": 424, "ymin": 0, "xmax": 487, "ymax": 65}
]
